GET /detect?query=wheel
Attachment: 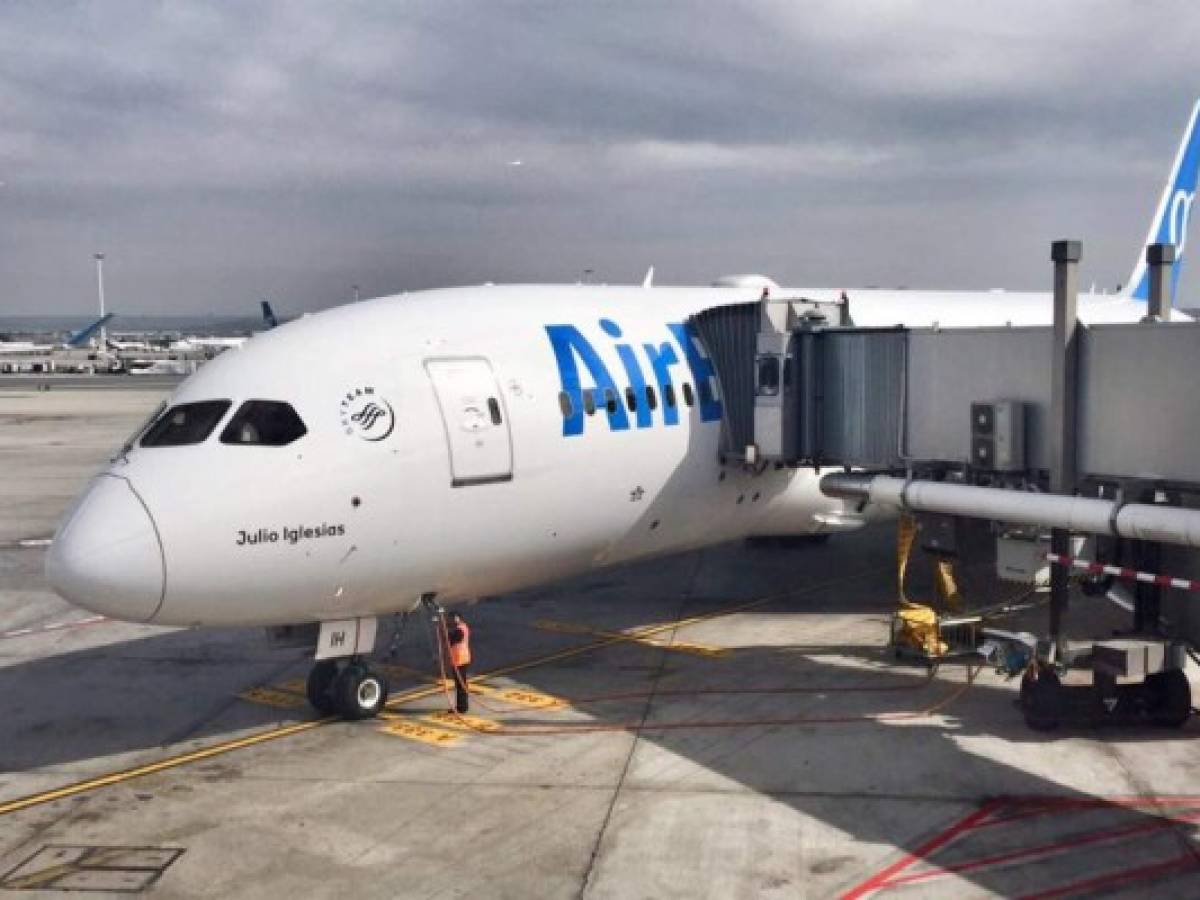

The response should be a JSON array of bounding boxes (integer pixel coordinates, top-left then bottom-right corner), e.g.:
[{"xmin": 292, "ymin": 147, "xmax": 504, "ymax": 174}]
[
  {"xmin": 1021, "ymin": 665, "xmax": 1062, "ymax": 731},
  {"xmin": 1147, "ymin": 669, "xmax": 1192, "ymax": 728},
  {"xmin": 333, "ymin": 663, "xmax": 389, "ymax": 720},
  {"xmin": 306, "ymin": 660, "xmax": 339, "ymax": 715}
]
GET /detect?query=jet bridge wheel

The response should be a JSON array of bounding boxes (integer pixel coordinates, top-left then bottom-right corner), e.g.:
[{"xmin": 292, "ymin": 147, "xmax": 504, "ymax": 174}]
[
  {"xmin": 1020, "ymin": 664, "xmax": 1063, "ymax": 731},
  {"xmin": 1146, "ymin": 669, "xmax": 1192, "ymax": 728},
  {"xmin": 332, "ymin": 661, "xmax": 389, "ymax": 720}
]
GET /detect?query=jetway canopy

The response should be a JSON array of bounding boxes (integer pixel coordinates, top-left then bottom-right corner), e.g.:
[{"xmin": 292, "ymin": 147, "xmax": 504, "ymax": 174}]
[{"xmin": 690, "ymin": 302, "xmax": 1200, "ymax": 486}]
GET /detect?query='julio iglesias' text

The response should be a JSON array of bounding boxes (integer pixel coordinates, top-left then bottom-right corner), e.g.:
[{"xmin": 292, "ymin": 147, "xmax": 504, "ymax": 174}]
[{"xmin": 236, "ymin": 523, "xmax": 347, "ymax": 546}]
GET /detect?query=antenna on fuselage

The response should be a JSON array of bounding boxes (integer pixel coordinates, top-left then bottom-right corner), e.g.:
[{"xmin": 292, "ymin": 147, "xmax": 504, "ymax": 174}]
[{"xmin": 642, "ymin": 266, "xmax": 654, "ymax": 288}]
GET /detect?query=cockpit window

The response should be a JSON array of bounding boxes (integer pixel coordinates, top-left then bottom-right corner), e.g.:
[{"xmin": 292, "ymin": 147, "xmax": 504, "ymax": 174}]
[
  {"xmin": 140, "ymin": 400, "xmax": 232, "ymax": 447},
  {"xmin": 220, "ymin": 400, "xmax": 307, "ymax": 446}
]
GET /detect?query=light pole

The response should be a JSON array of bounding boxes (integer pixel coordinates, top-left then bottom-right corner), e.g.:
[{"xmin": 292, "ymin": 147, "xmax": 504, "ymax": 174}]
[{"xmin": 93, "ymin": 253, "xmax": 107, "ymax": 350}]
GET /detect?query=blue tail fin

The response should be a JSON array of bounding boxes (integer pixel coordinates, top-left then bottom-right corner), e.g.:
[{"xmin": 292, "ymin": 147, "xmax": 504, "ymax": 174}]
[
  {"xmin": 65, "ymin": 312, "xmax": 114, "ymax": 348},
  {"xmin": 260, "ymin": 300, "xmax": 278, "ymax": 329},
  {"xmin": 1127, "ymin": 100, "xmax": 1200, "ymax": 301}
]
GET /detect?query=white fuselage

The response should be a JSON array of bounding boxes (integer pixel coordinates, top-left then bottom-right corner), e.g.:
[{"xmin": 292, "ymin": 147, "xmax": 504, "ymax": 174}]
[{"xmin": 46, "ymin": 283, "xmax": 1150, "ymax": 628}]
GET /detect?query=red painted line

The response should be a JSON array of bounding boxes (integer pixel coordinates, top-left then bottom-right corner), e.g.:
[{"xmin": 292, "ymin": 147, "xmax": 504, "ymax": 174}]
[
  {"xmin": 973, "ymin": 797, "xmax": 1200, "ymax": 830},
  {"xmin": 841, "ymin": 800, "xmax": 1003, "ymax": 899},
  {"xmin": 1019, "ymin": 851, "xmax": 1200, "ymax": 900},
  {"xmin": 887, "ymin": 808, "xmax": 1200, "ymax": 886}
]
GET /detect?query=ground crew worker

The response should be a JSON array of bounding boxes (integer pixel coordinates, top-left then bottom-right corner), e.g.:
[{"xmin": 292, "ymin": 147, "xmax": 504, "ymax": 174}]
[{"xmin": 446, "ymin": 611, "xmax": 471, "ymax": 713}]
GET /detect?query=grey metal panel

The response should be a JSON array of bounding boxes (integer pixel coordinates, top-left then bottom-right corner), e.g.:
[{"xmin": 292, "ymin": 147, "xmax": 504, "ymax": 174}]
[
  {"xmin": 690, "ymin": 302, "xmax": 759, "ymax": 456},
  {"xmin": 1080, "ymin": 323, "xmax": 1200, "ymax": 482},
  {"xmin": 905, "ymin": 328, "xmax": 1052, "ymax": 469},
  {"xmin": 819, "ymin": 329, "xmax": 907, "ymax": 468}
]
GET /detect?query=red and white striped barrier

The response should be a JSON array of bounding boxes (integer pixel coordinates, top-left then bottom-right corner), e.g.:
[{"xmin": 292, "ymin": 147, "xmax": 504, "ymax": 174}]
[{"xmin": 1046, "ymin": 553, "xmax": 1200, "ymax": 592}]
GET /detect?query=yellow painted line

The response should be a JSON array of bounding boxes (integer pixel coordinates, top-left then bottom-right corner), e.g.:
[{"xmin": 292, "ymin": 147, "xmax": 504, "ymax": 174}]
[
  {"xmin": 470, "ymin": 684, "xmax": 566, "ymax": 709},
  {"xmin": 375, "ymin": 662, "xmax": 429, "ymax": 682},
  {"xmin": 0, "ymin": 718, "xmax": 331, "ymax": 818},
  {"xmin": 377, "ymin": 718, "xmax": 462, "ymax": 746},
  {"xmin": 534, "ymin": 618, "xmax": 728, "ymax": 657},
  {"xmin": 0, "ymin": 678, "xmax": 442, "ymax": 819},
  {"xmin": 425, "ymin": 710, "xmax": 503, "ymax": 733},
  {"xmin": 0, "ymin": 567, "xmax": 885, "ymax": 819},
  {"xmin": 237, "ymin": 687, "xmax": 309, "ymax": 709}
]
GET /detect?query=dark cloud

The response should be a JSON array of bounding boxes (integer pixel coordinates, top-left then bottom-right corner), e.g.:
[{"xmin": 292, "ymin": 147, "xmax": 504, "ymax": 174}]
[{"xmin": 0, "ymin": 1, "xmax": 1197, "ymax": 314}]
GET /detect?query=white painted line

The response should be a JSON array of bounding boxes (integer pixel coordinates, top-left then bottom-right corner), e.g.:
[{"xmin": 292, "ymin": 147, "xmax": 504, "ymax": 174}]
[{"xmin": 0, "ymin": 615, "xmax": 106, "ymax": 640}]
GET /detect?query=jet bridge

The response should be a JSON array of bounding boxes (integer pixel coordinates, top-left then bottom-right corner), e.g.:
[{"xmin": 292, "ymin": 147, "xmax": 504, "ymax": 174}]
[
  {"xmin": 692, "ymin": 303, "xmax": 1200, "ymax": 486},
  {"xmin": 691, "ymin": 243, "xmax": 1200, "ymax": 705}
]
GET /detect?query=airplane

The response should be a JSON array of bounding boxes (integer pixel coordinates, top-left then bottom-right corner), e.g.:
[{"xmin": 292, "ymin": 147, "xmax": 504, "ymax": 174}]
[
  {"xmin": 166, "ymin": 300, "xmax": 283, "ymax": 353},
  {"xmin": 46, "ymin": 99, "xmax": 1200, "ymax": 720},
  {"xmin": 0, "ymin": 313, "xmax": 115, "ymax": 353}
]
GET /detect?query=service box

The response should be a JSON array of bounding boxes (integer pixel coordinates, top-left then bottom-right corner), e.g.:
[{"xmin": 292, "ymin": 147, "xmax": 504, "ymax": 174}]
[{"xmin": 996, "ymin": 533, "xmax": 1084, "ymax": 584}]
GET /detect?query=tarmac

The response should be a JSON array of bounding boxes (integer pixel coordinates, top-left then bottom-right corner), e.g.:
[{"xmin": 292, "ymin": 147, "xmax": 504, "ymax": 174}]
[{"xmin": 2, "ymin": 381, "xmax": 1200, "ymax": 898}]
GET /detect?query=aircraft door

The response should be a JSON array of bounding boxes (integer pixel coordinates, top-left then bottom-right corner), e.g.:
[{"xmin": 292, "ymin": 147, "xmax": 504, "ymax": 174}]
[{"xmin": 424, "ymin": 357, "xmax": 513, "ymax": 486}]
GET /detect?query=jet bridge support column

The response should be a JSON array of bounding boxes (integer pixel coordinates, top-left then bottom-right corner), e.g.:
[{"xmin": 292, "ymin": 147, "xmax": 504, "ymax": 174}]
[
  {"xmin": 1049, "ymin": 240, "xmax": 1081, "ymax": 647},
  {"xmin": 1132, "ymin": 243, "xmax": 1176, "ymax": 633},
  {"xmin": 1145, "ymin": 242, "xmax": 1176, "ymax": 321}
]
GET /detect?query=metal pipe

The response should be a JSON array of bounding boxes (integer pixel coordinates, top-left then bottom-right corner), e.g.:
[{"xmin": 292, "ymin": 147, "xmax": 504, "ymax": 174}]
[{"xmin": 820, "ymin": 473, "xmax": 1200, "ymax": 549}]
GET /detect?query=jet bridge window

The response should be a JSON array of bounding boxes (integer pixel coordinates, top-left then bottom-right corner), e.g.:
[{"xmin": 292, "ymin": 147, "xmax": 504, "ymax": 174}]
[
  {"xmin": 220, "ymin": 400, "xmax": 307, "ymax": 446},
  {"xmin": 756, "ymin": 355, "xmax": 781, "ymax": 396},
  {"xmin": 140, "ymin": 400, "xmax": 232, "ymax": 447}
]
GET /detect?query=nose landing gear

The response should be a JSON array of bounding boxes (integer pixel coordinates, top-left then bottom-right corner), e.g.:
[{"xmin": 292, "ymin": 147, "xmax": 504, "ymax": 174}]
[{"xmin": 306, "ymin": 656, "xmax": 389, "ymax": 719}]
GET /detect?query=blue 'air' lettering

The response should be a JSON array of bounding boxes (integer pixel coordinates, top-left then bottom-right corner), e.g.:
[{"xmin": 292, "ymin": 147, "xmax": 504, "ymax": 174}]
[{"xmin": 545, "ymin": 318, "xmax": 723, "ymax": 437}]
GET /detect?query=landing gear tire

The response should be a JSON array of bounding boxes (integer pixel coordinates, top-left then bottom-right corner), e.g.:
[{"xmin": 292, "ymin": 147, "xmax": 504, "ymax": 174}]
[
  {"xmin": 1021, "ymin": 665, "xmax": 1062, "ymax": 731},
  {"xmin": 306, "ymin": 660, "xmax": 339, "ymax": 715},
  {"xmin": 333, "ymin": 662, "xmax": 389, "ymax": 720},
  {"xmin": 1147, "ymin": 669, "xmax": 1192, "ymax": 728}
]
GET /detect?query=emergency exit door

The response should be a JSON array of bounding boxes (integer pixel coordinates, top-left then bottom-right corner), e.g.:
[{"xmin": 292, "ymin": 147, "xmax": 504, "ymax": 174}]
[{"xmin": 424, "ymin": 357, "xmax": 513, "ymax": 487}]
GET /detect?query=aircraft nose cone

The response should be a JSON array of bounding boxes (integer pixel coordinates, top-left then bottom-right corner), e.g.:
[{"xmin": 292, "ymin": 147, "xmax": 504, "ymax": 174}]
[{"xmin": 46, "ymin": 474, "xmax": 165, "ymax": 622}]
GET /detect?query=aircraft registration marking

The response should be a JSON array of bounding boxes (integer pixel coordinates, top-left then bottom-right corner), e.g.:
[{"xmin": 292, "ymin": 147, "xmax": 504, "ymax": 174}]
[
  {"xmin": 237, "ymin": 687, "xmax": 309, "ymax": 709},
  {"xmin": 377, "ymin": 718, "xmax": 463, "ymax": 746},
  {"xmin": 425, "ymin": 710, "xmax": 504, "ymax": 733},
  {"xmin": 533, "ymin": 618, "xmax": 728, "ymax": 658}
]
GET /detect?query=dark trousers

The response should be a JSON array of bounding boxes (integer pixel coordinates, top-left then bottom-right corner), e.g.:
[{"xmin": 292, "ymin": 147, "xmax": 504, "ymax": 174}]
[{"xmin": 452, "ymin": 664, "xmax": 470, "ymax": 713}]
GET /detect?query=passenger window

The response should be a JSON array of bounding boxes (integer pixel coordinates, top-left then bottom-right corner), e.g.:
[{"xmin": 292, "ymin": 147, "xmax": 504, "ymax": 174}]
[
  {"xmin": 140, "ymin": 400, "xmax": 232, "ymax": 447},
  {"xmin": 645, "ymin": 385, "xmax": 658, "ymax": 410},
  {"xmin": 558, "ymin": 391, "xmax": 573, "ymax": 418},
  {"xmin": 604, "ymin": 388, "xmax": 618, "ymax": 415},
  {"xmin": 625, "ymin": 387, "xmax": 637, "ymax": 412},
  {"xmin": 664, "ymin": 384, "xmax": 677, "ymax": 408},
  {"xmin": 682, "ymin": 383, "xmax": 695, "ymax": 407},
  {"xmin": 584, "ymin": 391, "xmax": 596, "ymax": 415},
  {"xmin": 757, "ymin": 356, "xmax": 780, "ymax": 396},
  {"xmin": 487, "ymin": 397, "xmax": 503, "ymax": 425},
  {"xmin": 220, "ymin": 400, "xmax": 307, "ymax": 446}
]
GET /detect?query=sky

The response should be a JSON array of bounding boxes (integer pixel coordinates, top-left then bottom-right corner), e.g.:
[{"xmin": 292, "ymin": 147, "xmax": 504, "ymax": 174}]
[{"xmin": 1, "ymin": 1, "xmax": 1198, "ymax": 316}]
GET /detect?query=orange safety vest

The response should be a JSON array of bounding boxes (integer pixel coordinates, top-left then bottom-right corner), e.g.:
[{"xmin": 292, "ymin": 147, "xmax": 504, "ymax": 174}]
[{"xmin": 449, "ymin": 621, "xmax": 471, "ymax": 667}]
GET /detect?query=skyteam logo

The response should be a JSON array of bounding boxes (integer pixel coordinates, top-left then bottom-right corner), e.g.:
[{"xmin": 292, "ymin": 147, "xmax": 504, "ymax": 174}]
[
  {"xmin": 545, "ymin": 318, "xmax": 722, "ymax": 436},
  {"xmin": 340, "ymin": 386, "xmax": 395, "ymax": 441}
]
